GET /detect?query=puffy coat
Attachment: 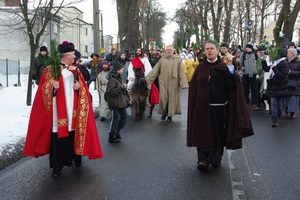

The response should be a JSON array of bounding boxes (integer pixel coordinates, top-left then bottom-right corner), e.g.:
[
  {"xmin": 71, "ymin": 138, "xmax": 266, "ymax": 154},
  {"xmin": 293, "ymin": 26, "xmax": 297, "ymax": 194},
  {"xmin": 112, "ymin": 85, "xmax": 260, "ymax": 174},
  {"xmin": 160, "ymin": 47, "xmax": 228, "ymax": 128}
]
[
  {"xmin": 106, "ymin": 71, "xmax": 129, "ymax": 109},
  {"xmin": 288, "ymin": 56, "xmax": 300, "ymax": 96},
  {"xmin": 267, "ymin": 59, "xmax": 289, "ymax": 98}
]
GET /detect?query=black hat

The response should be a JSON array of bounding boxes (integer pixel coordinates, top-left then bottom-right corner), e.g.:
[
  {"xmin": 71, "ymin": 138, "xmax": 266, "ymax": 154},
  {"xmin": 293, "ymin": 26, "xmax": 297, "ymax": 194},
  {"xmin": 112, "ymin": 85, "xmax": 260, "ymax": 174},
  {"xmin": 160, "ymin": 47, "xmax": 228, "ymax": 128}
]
[
  {"xmin": 288, "ymin": 42, "xmax": 296, "ymax": 47},
  {"xmin": 59, "ymin": 41, "xmax": 74, "ymax": 53},
  {"xmin": 40, "ymin": 46, "xmax": 47, "ymax": 52},
  {"xmin": 90, "ymin": 53, "xmax": 100, "ymax": 59},
  {"xmin": 257, "ymin": 46, "xmax": 265, "ymax": 51},
  {"xmin": 246, "ymin": 43, "xmax": 253, "ymax": 50},
  {"xmin": 74, "ymin": 49, "xmax": 81, "ymax": 58},
  {"xmin": 221, "ymin": 43, "xmax": 228, "ymax": 48},
  {"xmin": 111, "ymin": 60, "xmax": 123, "ymax": 72}
]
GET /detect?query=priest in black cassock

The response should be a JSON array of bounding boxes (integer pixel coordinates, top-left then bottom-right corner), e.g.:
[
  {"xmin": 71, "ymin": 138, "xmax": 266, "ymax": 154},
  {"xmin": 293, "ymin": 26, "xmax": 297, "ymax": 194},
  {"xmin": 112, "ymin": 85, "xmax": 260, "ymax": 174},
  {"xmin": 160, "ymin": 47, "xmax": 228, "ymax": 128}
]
[{"xmin": 187, "ymin": 42, "xmax": 254, "ymax": 173}]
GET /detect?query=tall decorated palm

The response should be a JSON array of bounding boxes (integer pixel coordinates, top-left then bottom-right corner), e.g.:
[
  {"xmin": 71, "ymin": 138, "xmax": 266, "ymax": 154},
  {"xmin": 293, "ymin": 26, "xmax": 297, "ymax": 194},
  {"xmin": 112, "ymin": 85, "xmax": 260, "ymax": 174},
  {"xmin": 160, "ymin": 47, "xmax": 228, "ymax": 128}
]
[{"xmin": 48, "ymin": 39, "xmax": 62, "ymax": 80}]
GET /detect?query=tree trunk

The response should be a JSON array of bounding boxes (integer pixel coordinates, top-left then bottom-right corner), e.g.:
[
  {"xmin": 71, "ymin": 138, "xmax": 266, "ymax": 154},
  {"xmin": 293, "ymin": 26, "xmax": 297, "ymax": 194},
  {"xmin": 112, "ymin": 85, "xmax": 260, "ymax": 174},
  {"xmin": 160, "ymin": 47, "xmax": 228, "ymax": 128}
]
[
  {"xmin": 223, "ymin": 0, "xmax": 233, "ymax": 44},
  {"xmin": 117, "ymin": 0, "xmax": 141, "ymax": 51}
]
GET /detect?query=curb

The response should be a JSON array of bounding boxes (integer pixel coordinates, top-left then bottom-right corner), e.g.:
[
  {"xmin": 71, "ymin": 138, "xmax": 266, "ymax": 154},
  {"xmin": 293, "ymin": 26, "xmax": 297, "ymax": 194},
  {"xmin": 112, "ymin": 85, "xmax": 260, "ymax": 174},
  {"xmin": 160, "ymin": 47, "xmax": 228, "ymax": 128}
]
[{"xmin": 0, "ymin": 107, "xmax": 100, "ymax": 170}]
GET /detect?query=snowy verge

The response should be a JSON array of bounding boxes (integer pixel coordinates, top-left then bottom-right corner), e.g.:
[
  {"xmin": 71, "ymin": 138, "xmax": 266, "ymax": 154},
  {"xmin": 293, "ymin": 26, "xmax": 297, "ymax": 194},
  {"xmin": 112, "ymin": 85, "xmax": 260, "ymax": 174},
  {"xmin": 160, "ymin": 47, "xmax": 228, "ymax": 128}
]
[{"xmin": 0, "ymin": 86, "xmax": 100, "ymax": 169}]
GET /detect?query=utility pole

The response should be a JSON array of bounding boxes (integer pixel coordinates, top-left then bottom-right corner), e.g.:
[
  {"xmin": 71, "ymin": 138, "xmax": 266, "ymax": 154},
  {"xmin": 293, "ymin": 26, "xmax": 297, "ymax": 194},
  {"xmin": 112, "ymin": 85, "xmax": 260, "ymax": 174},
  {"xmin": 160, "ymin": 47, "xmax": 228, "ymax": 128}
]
[{"xmin": 93, "ymin": 0, "xmax": 100, "ymax": 55}]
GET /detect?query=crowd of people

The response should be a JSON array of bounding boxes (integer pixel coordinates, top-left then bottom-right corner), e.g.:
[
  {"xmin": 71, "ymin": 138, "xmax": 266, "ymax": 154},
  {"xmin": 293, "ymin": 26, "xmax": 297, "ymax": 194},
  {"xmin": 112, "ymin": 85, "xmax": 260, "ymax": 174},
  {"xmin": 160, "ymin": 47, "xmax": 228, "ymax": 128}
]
[{"xmin": 26, "ymin": 39, "xmax": 300, "ymax": 177}]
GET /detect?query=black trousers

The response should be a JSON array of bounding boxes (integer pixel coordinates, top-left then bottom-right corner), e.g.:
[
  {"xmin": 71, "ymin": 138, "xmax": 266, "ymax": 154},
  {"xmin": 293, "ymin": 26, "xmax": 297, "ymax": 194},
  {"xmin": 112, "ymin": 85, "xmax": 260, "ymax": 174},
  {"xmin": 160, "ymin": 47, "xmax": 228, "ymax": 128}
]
[
  {"xmin": 197, "ymin": 106, "xmax": 226, "ymax": 166},
  {"xmin": 49, "ymin": 130, "xmax": 81, "ymax": 169}
]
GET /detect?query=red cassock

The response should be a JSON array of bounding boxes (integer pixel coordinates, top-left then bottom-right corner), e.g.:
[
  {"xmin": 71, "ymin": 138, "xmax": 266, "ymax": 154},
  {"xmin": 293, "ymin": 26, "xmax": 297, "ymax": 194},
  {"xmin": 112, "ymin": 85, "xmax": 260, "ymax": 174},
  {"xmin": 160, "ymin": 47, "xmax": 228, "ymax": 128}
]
[{"xmin": 24, "ymin": 65, "xmax": 103, "ymax": 160}]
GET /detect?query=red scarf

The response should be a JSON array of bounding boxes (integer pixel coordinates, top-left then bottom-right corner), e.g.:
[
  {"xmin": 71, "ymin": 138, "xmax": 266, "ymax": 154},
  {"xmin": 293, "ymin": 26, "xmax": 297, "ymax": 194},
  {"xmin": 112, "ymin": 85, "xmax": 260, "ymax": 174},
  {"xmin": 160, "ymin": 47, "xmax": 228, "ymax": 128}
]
[{"xmin": 131, "ymin": 57, "xmax": 145, "ymax": 72}]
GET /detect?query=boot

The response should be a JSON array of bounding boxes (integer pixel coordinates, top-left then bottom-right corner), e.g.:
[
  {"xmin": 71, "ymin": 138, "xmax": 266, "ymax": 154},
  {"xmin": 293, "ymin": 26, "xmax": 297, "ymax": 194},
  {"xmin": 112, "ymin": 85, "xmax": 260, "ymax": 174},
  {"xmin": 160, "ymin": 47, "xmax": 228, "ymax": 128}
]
[
  {"xmin": 252, "ymin": 105, "xmax": 259, "ymax": 111},
  {"xmin": 264, "ymin": 100, "xmax": 269, "ymax": 111},
  {"xmin": 108, "ymin": 133, "xmax": 120, "ymax": 143},
  {"xmin": 116, "ymin": 130, "xmax": 122, "ymax": 139}
]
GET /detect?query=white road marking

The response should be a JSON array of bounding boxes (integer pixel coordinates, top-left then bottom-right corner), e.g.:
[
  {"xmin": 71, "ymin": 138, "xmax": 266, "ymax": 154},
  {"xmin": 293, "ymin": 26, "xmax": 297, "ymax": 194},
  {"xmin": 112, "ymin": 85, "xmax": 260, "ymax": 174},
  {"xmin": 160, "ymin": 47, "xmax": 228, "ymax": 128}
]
[{"xmin": 227, "ymin": 149, "xmax": 246, "ymax": 200}]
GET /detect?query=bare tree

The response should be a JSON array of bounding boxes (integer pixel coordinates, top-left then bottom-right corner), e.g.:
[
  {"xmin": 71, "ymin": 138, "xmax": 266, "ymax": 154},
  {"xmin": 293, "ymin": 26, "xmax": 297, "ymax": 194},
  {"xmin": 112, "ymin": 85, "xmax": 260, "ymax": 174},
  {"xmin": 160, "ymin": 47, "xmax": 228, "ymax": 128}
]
[
  {"xmin": 0, "ymin": 0, "xmax": 85, "ymax": 105},
  {"xmin": 140, "ymin": 0, "xmax": 167, "ymax": 49},
  {"xmin": 273, "ymin": 0, "xmax": 300, "ymax": 45}
]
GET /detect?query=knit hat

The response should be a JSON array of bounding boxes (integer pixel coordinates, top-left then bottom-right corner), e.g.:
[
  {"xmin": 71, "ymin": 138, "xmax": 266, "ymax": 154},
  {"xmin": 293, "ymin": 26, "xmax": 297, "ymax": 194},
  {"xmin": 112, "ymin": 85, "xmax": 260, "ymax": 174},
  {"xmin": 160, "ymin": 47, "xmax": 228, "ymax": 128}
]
[
  {"xmin": 246, "ymin": 43, "xmax": 253, "ymax": 50},
  {"xmin": 101, "ymin": 60, "xmax": 112, "ymax": 70},
  {"xmin": 288, "ymin": 48, "xmax": 297, "ymax": 57},
  {"xmin": 111, "ymin": 60, "xmax": 123, "ymax": 72},
  {"xmin": 260, "ymin": 40, "xmax": 265, "ymax": 43},
  {"xmin": 74, "ymin": 49, "xmax": 81, "ymax": 58},
  {"xmin": 40, "ymin": 46, "xmax": 47, "ymax": 52},
  {"xmin": 257, "ymin": 46, "xmax": 265, "ymax": 51},
  {"xmin": 59, "ymin": 41, "xmax": 74, "ymax": 53},
  {"xmin": 288, "ymin": 42, "xmax": 296, "ymax": 47}
]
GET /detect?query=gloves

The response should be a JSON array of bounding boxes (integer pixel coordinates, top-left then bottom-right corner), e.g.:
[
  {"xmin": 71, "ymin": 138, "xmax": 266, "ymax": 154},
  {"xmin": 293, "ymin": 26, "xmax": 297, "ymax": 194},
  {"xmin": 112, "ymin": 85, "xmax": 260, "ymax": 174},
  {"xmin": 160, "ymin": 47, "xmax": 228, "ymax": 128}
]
[{"xmin": 256, "ymin": 74, "xmax": 260, "ymax": 79}]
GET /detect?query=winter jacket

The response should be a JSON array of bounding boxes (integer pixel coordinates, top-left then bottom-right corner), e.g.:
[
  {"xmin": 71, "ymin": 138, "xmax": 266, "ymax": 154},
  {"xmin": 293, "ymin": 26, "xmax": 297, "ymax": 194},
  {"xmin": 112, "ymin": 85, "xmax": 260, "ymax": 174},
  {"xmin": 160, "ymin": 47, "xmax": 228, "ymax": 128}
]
[
  {"xmin": 105, "ymin": 53, "xmax": 118, "ymax": 63},
  {"xmin": 288, "ymin": 56, "xmax": 300, "ymax": 96},
  {"xmin": 30, "ymin": 53, "xmax": 52, "ymax": 85},
  {"xmin": 88, "ymin": 60, "xmax": 102, "ymax": 81},
  {"xmin": 106, "ymin": 71, "xmax": 129, "ymax": 110},
  {"xmin": 266, "ymin": 58, "xmax": 289, "ymax": 98}
]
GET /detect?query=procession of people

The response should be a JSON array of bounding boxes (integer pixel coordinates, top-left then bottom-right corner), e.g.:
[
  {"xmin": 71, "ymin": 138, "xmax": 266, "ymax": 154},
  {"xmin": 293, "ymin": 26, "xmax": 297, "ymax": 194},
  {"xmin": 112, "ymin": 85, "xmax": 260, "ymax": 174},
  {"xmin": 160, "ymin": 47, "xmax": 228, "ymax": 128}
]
[{"xmin": 24, "ymin": 38, "xmax": 300, "ymax": 177}]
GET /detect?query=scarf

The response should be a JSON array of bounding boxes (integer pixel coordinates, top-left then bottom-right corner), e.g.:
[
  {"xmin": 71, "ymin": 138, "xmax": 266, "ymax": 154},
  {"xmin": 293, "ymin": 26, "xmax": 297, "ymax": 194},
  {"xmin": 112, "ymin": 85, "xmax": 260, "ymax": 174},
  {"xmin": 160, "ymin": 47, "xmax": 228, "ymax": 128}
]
[{"xmin": 92, "ymin": 58, "xmax": 99, "ymax": 67}]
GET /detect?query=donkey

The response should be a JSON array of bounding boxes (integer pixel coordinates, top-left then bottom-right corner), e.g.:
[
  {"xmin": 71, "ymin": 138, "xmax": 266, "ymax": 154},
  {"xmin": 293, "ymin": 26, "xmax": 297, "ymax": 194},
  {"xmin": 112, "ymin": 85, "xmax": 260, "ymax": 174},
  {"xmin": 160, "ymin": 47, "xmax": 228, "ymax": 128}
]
[{"xmin": 130, "ymin": 67, "xmax": 148, "ymax": 120}]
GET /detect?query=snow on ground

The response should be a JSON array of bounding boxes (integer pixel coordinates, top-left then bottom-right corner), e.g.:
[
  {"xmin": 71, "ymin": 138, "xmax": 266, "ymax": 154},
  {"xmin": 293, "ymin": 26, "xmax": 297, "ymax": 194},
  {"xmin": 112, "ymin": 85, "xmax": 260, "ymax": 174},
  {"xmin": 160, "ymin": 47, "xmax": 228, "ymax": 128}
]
[{"xmin": 0, "ymin": 86, "xmax": 99, "ymax": 156}]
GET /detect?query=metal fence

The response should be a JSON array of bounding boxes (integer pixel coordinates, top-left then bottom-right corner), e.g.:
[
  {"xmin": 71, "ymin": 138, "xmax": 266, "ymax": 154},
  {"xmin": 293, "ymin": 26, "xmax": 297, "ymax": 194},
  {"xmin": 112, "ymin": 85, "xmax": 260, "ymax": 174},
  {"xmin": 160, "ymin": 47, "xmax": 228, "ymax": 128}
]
[{"xmin": 0, "ymin": 59, "xmax": 30, "ymax": 87}]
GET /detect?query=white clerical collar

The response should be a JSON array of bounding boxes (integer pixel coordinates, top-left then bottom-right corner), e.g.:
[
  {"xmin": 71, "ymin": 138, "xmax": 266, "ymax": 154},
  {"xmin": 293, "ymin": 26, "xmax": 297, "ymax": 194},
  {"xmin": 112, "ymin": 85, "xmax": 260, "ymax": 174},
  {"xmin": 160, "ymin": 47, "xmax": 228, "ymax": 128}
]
[
  {"xmin": 61, "ymin": 62, "xmax": 68, "ymax": 68},
  {"xmin": 207, "ymin": 58, "xmax": 218, "ymax": 63}
]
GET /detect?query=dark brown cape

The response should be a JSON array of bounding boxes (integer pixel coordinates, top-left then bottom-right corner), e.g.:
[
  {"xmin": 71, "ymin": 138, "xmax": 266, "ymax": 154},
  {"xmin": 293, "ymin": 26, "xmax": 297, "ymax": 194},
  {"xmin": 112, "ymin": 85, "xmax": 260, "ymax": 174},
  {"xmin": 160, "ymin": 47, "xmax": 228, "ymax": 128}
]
[{"xmin": 187, "ymin": 58, "xmax": 254, "ymax": 149}]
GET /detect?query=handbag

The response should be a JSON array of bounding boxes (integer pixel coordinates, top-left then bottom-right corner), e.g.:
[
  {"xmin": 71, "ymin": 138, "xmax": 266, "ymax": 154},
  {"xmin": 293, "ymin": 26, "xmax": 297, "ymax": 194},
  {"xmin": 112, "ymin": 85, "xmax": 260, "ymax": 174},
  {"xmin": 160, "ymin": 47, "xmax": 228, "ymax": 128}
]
[{"xmin": 288, "ymin": 79, "xmax": 298, "ymax": 89}]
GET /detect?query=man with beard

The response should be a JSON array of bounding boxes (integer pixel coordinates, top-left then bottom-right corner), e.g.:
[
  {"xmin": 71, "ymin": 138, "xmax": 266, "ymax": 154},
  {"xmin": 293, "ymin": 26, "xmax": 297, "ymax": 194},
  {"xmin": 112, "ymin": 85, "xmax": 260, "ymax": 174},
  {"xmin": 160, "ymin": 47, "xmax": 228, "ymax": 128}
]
[
  {"xmin": 187, "ymin": 42, "xmax": 253, "ymax": 173},
  {"xmin": 117, "ymin": 51, "xmax": 131, "ymax": 84},
  {"xmin": 145, "ymin": 45, "xmax": 188, "ymax": 122},
  {"xmin": 127, "ymin": 47, "xmax": 152, "ymax": 106}
]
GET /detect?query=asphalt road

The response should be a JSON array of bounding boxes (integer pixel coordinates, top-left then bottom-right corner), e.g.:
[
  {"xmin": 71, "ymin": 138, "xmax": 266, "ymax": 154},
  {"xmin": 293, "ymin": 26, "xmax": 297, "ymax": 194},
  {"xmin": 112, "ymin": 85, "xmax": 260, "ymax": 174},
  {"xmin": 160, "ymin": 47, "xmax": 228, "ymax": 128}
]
[{"xmin": 0, "ymin": 89, "xmax": 300, "ymax": 200}]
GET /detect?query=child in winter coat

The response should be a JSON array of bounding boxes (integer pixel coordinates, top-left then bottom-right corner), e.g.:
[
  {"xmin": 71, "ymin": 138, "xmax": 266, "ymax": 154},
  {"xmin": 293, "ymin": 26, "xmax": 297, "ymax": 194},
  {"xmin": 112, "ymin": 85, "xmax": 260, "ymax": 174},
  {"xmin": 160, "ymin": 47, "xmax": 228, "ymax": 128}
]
[{"xmin": 106, "ymin": 61, "xmax": 129, "ymax": 143}]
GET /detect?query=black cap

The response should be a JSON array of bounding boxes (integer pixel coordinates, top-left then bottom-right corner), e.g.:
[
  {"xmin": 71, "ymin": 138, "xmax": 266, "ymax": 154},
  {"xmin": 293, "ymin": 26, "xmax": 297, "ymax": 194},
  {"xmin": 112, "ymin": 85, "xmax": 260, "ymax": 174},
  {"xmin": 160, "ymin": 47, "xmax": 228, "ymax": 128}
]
[
  {"xmin": 246, "ymin": 43, "xmax": 253, "ymax": 50},
  {"xmin": 74, "ymin": 49, "xmax": 81, "ymax": 58},
  {"xmin": 257, "ymin": 46, "xmax": 265, "ymax": 51},
  {"xmin": 111, "ymin": 60, "xmax": 123, "ymax": 72},
  {"xmin": 59, "ymin": 41, "xmax": 74, "ymax": 53},
  {"xmin": 288, "ymin": 42, "xmax": 296, "ymax": 47},
  {"xmin": 40, "ymin": 46, "xmax": 47, "ymax": 52}
]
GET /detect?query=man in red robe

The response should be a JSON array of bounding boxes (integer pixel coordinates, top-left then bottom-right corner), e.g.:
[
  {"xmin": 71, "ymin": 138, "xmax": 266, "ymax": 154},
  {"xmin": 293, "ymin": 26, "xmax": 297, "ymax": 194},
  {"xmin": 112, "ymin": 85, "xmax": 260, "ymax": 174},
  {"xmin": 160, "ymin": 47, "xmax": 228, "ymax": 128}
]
[
  {"xmin": 24, "ymin": 41, "xmax": 103, "ymax": 178},
  {"xmin": 187, "ymin": 42, "xmax": 254, "ymax": 173}
]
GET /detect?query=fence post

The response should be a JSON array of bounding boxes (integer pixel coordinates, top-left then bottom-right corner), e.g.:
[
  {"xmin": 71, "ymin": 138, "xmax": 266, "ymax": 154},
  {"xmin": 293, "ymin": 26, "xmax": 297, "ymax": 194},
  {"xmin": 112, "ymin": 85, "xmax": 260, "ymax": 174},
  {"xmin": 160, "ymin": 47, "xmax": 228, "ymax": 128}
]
[
  {"xmin": 6, "ymin": 58, "xmax": 8, "ymax": 87},
  {"xmin": 18, "ymin": 60, "xmax": 21, "ymax": 86}
]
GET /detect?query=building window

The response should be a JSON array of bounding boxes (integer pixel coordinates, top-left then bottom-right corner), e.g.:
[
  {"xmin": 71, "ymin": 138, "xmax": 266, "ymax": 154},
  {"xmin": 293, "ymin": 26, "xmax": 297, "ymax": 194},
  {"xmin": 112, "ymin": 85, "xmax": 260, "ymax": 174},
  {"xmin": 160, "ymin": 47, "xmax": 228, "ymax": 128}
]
[
  {"xmin": 85, "ymin": 28, "xmax": 88, "ymax": 35},
  {"xmin": 54, "ymin": 22, "xmax": 58, "ymax": 34},
  {"xmin": 85, "ymin": 45, "xmax": 88, "ymax": 53}
]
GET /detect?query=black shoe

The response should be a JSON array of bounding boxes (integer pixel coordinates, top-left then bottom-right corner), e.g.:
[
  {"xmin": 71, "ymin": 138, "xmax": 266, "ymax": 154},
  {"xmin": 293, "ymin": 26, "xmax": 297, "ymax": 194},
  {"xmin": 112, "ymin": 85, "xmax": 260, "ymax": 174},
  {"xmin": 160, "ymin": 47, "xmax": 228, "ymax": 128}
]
[
  {"xmin": 161, "ymin": 115, "xmax": 166, "ymax": 121},
  {"xmin": 52, "ymin": 169, "xmax": 61, "ymax": 178},
  {"xmin": 197, "ymin": 161, "xmax": 209, "ymax": 173},
  {"xmin": 285, "ymin": 108, "xmax": 289, "ymax": 114},
  {"xmin": 272, "ymin": 120, "xmax": 279, "ymax": 127},
  {"xmin": 108, "ymin": 134, "xmax": 120, "ymax": 143},
  {"xmin": 100, "ymin": 117, "xmax": 106, "ymax": 121},
  {"xmin": 116, "ymin": 130, "xmax": 122, "ymax": 139},
  {"xmin": 74, "ymin": 156, "xmax": 82, "ymax": 167},
  {"xmin": 291, "ymin": 112, "xmax": 295, "ymax": 119},
  {"xmin": 167, "ymin": 117, "xmax": 172, "ymax": 122}
]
